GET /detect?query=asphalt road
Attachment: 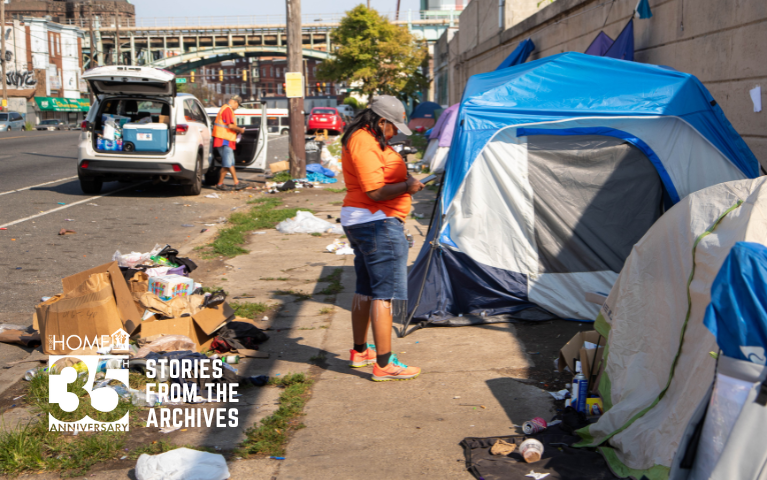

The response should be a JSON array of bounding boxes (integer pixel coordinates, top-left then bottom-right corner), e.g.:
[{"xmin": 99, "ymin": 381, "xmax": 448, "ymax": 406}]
[{"xmin": 0, "ymin": 131, "xmax": 290, "ymax": 326}]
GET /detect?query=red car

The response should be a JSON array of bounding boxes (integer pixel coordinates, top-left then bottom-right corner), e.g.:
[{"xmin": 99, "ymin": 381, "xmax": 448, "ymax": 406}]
[{"xmin": 307, "ymin": 107, "xmax": 346, "ymax": 134}]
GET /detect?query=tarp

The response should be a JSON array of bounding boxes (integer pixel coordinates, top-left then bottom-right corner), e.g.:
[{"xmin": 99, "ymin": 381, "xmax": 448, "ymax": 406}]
[
  {"xmin": 704, "ymin": 242, "xmax": 767, "ymax": 363},
  {"xmin": 405, "ymin": 52, "xmax": 759, "ymax": 331},
  {"xmin": 576, "ymin": 177, "xmax": 767, "ymax": 479},
  {"xmin": 495, "ymin": 38, "xmax": 535, "ymax": 71}
]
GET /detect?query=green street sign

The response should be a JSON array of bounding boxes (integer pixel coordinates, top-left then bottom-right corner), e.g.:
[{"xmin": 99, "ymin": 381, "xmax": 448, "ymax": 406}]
[{"xmin": 176, "ymin": 78, "xmax": 187, "ymax": 84}]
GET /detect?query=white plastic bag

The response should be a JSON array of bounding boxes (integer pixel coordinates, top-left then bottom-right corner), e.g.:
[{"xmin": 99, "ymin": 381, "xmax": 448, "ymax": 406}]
[
  {"xmin": 135, "ymin": 448, "xmax": 229, "ymax": 480},
  {"xmin": 276, "ymin": 210, "xmax": 344, "ymax": 235},
  {"xmin": 113, "ymin": 250, "xmax": 148, "ymax": 268}
]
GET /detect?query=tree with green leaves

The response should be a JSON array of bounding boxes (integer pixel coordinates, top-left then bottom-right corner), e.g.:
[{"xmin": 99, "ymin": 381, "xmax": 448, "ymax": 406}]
[{"xmin": 317, "ymin": 5, "xmax": 429, "ymax": 103}]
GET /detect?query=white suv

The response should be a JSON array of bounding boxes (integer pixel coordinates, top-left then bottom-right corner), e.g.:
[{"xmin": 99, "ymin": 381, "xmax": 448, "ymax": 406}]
[{"xmin": 78, "ymin": 66, "xmax": 267, "ymax": 196}]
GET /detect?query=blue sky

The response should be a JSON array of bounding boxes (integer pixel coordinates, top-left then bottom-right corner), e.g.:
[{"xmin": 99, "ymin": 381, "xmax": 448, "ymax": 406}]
[{"xmin": 128, "ymin": 0, "xmax": 423, "ymax": 21}]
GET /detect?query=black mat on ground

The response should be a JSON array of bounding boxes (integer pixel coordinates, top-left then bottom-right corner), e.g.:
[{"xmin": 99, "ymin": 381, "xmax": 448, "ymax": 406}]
[{"xmin": 460, "ymin": 425, "xmax": 617, "ymax": 480}]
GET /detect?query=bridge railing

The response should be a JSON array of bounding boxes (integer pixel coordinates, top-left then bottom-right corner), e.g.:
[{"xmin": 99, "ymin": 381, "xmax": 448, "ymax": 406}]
[{"xmin": 63, "ymin": 10, "xmax": 460, "ymax": 29}]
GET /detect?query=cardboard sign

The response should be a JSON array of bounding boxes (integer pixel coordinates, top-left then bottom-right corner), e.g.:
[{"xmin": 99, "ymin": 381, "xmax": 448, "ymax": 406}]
[{"xmin": 285, "ymin": 72, "xmax": 303, "ymax": 98}]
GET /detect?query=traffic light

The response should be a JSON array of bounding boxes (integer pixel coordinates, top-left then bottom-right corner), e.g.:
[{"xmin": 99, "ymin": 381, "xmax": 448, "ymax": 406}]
[
  {"xmin": 219, "ymin": 70, "xmax": 223, "ymax": 82},
  {"xmin": 316, "ymin": 82, "xmax": 320, "ymax": 94},
  {"xmin": 190, "ymin": 71, "xmax": 194, "ymax": 83},
  {"xmin": 242, "ymin": 69, "xmax": 247, "ymax": 81}
]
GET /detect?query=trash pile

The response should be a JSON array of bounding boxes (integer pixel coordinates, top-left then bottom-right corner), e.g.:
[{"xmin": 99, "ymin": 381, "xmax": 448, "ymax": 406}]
[
  {"xmin": 97, "ymin": 114, "xmax": 170, "ymax": 153},
  {"xmin": 13, "ymin": 242, "xmax": 271, "ymax": 408},
  {"xmin": 326, "ymin": 239, "xmax": 354, "ymax": 255},
  {"xmin": 96, "ymin": 114, "xmax": 130, "ymax": 151}
]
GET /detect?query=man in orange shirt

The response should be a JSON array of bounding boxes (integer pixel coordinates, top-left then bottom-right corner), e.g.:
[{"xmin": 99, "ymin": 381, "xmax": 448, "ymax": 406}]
[
  {"xmin": 341, "ymin": 96, "xmax": 424, "ymax": 381},
  {"xmin": 212, "ymin": 95, "xmax": 247, "ymax": 191}
]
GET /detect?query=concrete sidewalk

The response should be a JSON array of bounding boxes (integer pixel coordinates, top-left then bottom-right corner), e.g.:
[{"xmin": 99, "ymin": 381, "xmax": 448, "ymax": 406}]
[{"xmin": 224, "ymin": 186, "xmax": 557, "ymax": 479}]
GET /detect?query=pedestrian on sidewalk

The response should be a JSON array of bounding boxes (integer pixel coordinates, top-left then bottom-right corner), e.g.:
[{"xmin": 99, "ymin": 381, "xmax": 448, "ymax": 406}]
[
  {"xmin": 341, "ymin": 95, "xmax": 424, "ymax": 382},
  {"xmin": 212, "ymin": 94, "xmax": 247, "ymax": 191}
]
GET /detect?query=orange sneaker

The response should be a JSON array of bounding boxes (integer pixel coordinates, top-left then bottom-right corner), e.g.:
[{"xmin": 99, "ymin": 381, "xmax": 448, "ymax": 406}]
[
  {"xmin": 349, "ymin": 344, "xmax": 377, "ymax": 368},
  {"xmin": 371, "ymin": 354, "xmax": 421, "ymax": 382}
]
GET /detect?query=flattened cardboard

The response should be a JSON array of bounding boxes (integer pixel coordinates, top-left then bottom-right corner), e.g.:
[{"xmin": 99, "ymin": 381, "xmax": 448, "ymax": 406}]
[
  {"xmin": 62, "ymin": 261, "xmax": 141, "ymax": 333},
  {"xmin": 132, "ymin": 303, "xmax": 234, "ymax": 352}
]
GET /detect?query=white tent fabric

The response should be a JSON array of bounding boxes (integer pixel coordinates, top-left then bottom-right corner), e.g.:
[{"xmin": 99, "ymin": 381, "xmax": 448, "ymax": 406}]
[
  {"xmin": 441, "ymin": 117, "xmax": 748, "ymax": 320},
  {"xmin": 577, "ymin": 177, "xmax": 767, "ymax": 478},
  {"xmin": 423, "ymin": 138, "xmax": 450, "ymax": 173}
]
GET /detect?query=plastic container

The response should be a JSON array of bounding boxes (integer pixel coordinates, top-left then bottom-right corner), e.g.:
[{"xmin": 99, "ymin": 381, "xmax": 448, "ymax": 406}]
[
  {"xmin": 519, "ymin": 438, "xmax": 544, "ymax": 463},
  {"xmin": 131, "ymin": 390, "xmax": 162, "ymax": 407},
  {"xmin": 123, "ymin": 123, "xmax": 168, "ymax": 152}
]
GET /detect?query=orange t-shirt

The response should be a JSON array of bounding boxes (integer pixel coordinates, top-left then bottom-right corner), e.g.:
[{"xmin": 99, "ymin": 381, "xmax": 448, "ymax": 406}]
[{"xmin": 342, "ymin": 129, "xmax": 411, "ymax": 220}]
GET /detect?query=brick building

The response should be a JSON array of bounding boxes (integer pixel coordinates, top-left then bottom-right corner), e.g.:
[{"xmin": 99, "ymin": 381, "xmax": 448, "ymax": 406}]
[
  {"xmin": 5, "ymin": 0, "xmax": 135, "ymax": 27},
  {"xmin": 2, "ymin": 18, "xmax": 88, "ymax": 124}
]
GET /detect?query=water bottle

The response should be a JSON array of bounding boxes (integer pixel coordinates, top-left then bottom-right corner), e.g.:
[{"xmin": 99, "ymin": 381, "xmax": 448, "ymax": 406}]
[{"xmin": 572, "ymin": 359, "xmax": 588, "ymax": 414}]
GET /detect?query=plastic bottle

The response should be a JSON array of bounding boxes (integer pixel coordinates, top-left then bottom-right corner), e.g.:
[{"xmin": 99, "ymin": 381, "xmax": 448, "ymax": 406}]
[
  {"xmin": 223, "ymin": 355, "xmax": 240, "ymax": 364},
  {"xmin": 572, "ymin": 358, "xmax": 588, "ymax": 414}
]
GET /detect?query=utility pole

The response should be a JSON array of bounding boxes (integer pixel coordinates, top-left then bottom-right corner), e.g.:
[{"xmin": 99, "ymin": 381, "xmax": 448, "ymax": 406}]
[
  {"xmin": 367, "ymin": 0, "xmax": 370, "ymax": 8},
  {"xmin": 1, "ymin": 0, "xmax": 8, "ymax": 110},
  {"xmin": 286, "ymin": 0, "xmax": 305, "ymax": 179},
  {"xmin": 88, "ymin": 2, "xmax": 95, "ymax": 69},
  {"xmin": 115, "ymin": 6, "xmax": 121, "ymax": 65}
]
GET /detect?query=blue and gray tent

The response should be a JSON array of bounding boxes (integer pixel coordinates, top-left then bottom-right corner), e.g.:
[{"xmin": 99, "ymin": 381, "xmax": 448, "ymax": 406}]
[{"xmin": 404, "ymin": 52, "xmax": 759, "ymax": 334}]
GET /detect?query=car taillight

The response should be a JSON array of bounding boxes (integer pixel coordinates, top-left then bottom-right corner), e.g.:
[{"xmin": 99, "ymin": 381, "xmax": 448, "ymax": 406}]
[
  {"xmin": 81, "ymin": 121, "xmax": 88, "ymax": 130},
  {"xmin": 172, "ymin": 164, "xmax": 182, "ymax": 172},
  {"xmin": 176, "ymin": 124, "xmax": 189, "ymax": 135},
  {"xmin": 80, "ymin": 161, "xmax": 89, "ymax": 169}
]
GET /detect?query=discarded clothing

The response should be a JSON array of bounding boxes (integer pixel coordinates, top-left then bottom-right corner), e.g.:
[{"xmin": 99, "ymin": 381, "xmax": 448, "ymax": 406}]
[
  {"xmin": 216, "ymin": 320, "xmax": 269, "ymax": 350},
  {"xmin": 461, "ymin": 425, "xmax": 616, "ymax": 480}
]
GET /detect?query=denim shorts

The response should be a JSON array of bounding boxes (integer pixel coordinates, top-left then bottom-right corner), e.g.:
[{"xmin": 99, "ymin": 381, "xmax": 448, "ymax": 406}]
[
  {"xmin": 217, "ymin": 145, "xmax": 235, "ymax": 168},
  {"xmin": 343, "ymin": 217, "xmax": 408, "ymax": 301}
]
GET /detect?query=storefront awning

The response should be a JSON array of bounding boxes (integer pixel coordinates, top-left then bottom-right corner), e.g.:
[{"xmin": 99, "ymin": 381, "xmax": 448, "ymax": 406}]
[{"xmin": 34, "ymin": 97, "xmax": 90, "ymax": 112}]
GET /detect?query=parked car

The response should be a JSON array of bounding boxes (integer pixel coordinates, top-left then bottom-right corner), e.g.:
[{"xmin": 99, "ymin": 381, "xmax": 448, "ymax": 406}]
[
  {"xmin": 37, "ymin": 119, "xmax": 69, "ymax": 131},
  {"xmin": 307, "ymin": 107, "xmax": 345, "ymax": 134},
  {"xmin": 336, "ymin": 104, "xmax": 355, "ymax": 119},
  {"xmin": 79, "ymin": 66, "xmax": 268, "ymax": 196},
  {"xmin": 0, "ymin": 111, "xmax": 26, "ymax": 131}
]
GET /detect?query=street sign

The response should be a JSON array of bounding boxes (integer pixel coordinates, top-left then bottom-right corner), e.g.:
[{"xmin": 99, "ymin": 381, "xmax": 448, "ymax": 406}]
[
  {"xmin": 175, "ymin": 78, "xmax": 187, "ymax": 84},
  {"xmin": 285, "ymin": 72, "xmax": 303, "ymax": 98}
]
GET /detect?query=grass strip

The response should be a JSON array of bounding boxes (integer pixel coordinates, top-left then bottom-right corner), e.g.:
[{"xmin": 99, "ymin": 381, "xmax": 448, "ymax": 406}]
[
  {"xmin": 238, "ymin": 373, "xmax": 313, "ymax": 457},
  {"xmin": 318, "ymin": 268, "xmax": 344, "ymax": 296},
  {"xmin": 273, "ymin": 171, "xmax": 292, "ymax": 182},
  {"xmin": 203, "ymin": 198, "xmax": 306, "ymax": 258},
  {"xmin": 230, "ymin": 301, "xmax": 270, "ymax": 319}
]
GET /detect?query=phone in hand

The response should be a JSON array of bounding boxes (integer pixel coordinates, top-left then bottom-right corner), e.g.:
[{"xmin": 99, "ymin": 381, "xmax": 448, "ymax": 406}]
[{"xmin": 420, "ymin": 175, "xmax": 438, "ymax": 185}]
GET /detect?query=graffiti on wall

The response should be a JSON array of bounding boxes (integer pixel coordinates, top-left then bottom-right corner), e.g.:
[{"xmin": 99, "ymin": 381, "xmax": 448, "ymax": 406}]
[{"xmin": 2, "ymin": 26, "xmax": 36, "ymax": 89}]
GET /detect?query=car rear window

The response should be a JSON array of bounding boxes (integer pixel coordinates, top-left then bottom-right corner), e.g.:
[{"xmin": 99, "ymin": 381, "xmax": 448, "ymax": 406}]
[
  {"xmin": 313, "ymin": 109, "xmax": 336, "ymax": 115},
  {"xmin": 41, "ymin": 120, "xmax": 57, "ymax": 125}
]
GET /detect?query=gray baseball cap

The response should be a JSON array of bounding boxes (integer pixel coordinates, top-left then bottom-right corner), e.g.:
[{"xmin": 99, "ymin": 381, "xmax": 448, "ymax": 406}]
[{"xmin": 370, "ymin": 95, "xmax": 411, "ymax": 135}]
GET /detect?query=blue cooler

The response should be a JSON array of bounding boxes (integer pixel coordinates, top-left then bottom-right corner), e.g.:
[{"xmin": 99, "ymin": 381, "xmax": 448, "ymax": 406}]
[{"xmin": 123, "ymin": 123, "xmax": 168, "ymax": 152}]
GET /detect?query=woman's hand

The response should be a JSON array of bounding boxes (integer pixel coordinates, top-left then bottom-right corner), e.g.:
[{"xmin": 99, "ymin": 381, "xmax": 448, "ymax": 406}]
[{"xmin": 406, "ymin": 175, "xmax": 424, "ymax": 194}]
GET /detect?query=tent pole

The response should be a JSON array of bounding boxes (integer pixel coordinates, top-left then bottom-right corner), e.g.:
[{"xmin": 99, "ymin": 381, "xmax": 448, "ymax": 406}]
[{"xmin": 401, "ymin": 174, "xmax": 446, "ymax": 337}]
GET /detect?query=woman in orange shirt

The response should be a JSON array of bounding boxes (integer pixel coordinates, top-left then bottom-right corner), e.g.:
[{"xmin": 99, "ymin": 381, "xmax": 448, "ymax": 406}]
[{"xmin": 341, "ymin": 96, "xmax": 424, "ymax": 382}]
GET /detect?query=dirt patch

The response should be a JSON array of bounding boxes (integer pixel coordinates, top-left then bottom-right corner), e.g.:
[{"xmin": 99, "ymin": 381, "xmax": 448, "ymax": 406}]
[{"xmin": 498, "ymin": 320, "xmax": 594, "ymax": 392}]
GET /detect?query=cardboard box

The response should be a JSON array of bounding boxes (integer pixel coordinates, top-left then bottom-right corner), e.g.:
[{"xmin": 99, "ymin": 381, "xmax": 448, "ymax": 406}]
[
  {"xmin": 158, "ymin": 115, "xmax": 170, "ymax": 126},
  {"xmin": 148, "ymin": 274, "xmax": 194, "ymax": 302},
  {"xmin": 270, "ymin": 160, "xmax": 289, "ymax": 173},
  {"xmin": 35, "ymin": 262, "xmax": 142, "ymax": 354},
  {"xmin": 33, "ymin": 262, "xmax": 141, "ymax": 355},
  {"xmin": 557, "ymin": 330, "xmax": 606, "ymax": 393},
  {"xmin": 131, "ymin": 303, "xmax": 234, "ymax": 352}
]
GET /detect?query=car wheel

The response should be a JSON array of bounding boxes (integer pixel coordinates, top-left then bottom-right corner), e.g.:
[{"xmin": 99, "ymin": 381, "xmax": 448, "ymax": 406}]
[
  {"xmin": 21, "ymin": 126, "xmax": 25, "ymax": 131},
  {"xmin": 281, "ymin": 128, "xmax": 288, "ymax": 136},
  {"xmin": 183, "ymin": 155, "xmax": 203, "ymax": 196},
  {"xmin": 79, "ymin": 176, "xmax": 103, "ymax": 194},
  {"xmin": 6, "ymin": 127, "xmax": 10, "ymax": 132}
]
